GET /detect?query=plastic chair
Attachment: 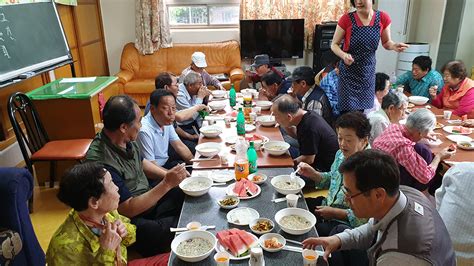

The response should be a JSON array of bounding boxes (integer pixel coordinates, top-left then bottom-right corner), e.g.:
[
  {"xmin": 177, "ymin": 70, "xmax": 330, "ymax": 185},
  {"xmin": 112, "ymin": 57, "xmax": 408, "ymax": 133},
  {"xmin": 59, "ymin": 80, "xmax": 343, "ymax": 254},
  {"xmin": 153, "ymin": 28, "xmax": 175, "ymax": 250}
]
[
  {"xmin": 0, "ymin": 167, "xmax": 45, "ymax": 265},
  {"xmin": 7, "ymin": 92, "xmax": 92, "ymax": 211}
]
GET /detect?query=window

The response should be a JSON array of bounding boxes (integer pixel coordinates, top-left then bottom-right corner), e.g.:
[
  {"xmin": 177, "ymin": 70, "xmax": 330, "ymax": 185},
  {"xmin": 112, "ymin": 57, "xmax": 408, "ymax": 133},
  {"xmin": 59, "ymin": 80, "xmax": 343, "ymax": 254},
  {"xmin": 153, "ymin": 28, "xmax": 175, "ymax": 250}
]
[{"xmin": 167, "ymin": 3, "xmax": 239, "ymax": 27}]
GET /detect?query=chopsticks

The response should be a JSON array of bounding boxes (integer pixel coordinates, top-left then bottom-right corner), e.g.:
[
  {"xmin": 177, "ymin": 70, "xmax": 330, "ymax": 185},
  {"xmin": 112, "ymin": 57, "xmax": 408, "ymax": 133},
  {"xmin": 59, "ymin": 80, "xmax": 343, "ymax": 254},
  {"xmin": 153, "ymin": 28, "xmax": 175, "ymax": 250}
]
[{"xmin": 190, "ymin": 157, "xmax": 219, "ymax": 162}]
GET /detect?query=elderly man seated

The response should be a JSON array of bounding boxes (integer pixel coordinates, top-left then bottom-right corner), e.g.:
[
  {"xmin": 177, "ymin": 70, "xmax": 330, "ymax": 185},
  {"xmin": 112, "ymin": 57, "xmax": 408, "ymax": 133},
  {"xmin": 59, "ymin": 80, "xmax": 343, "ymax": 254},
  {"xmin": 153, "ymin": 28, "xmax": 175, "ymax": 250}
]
[
  {"xmin": 289, "ymin": 66, "xmax": 334, "ymax": 126},
  {"xmin": 86, "ymin": 95, "xmax": 189, "ymax": 257},
  {"xmin": 368, "ymin": 91, "xmax": 408, "ymax": 145},
  {"xmin": 395, "ymin": 55, "xmax": 444, "ymax": 98},
  {"xmin": 47, "ymin": 162, "xmax": 170, "ymax": 265},
  {"xmin": 373, "ymin": 108, "xmax": 454, "ymax": 194},
  {"xmin": 303, "ymin": 149, "xmax": 456, "ymax": 265},
  {"xmin": 240, "ymin": 54, "xmax": 284, "ymax": 90},
  {"xmin": 272, "ymin": 95, "xmax": 338, "ymax": 174},
  {"xmin": 180, "ymin": 51, "xmax": 225, "ymax": 90},
  {"xmin": 138, "ymin": 90, "xmax": 194, "ymax": 170},
  {"xmin": 176, "ymin": 71, "xmax": 211, "ymax": 136},
  {"xmin": 259, "ymin": 70, "xmax": 292, "ymax": 101}
]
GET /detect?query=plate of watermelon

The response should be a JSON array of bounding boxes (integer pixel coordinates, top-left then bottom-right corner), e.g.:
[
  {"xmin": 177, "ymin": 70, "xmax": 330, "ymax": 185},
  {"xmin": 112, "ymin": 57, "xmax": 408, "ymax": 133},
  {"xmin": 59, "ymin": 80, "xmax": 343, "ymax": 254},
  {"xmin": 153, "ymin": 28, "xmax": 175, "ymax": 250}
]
[
  {"xmin": 226, "ymin": 179, "xmax": 261, "ymax": 199},
  {"xmin": 443, "ymin": 126, "xmax": 472, "ymax": 135},
  {"xmin": 216, "ymin": 228, "xmax": 259, "ymax": 260}
]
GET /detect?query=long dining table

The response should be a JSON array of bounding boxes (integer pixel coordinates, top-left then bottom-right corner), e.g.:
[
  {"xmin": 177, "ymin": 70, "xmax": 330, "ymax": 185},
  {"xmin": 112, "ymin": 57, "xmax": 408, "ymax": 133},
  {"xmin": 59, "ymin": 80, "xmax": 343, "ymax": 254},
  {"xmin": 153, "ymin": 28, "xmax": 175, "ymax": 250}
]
[
  {"xmin": 167, "ymin": 168, "xmax": 327, "ymax": 266},
  {"xmin": 409, "ymin": 102, "xmax": 473, "ymax": 163}
]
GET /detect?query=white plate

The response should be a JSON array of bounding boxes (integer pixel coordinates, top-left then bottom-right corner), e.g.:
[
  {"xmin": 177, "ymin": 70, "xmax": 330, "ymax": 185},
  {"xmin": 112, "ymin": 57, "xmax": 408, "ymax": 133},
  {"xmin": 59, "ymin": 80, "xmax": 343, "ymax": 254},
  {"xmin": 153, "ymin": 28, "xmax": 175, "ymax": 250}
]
[
  {"xmin": 225, "ymin": 135, "xmax": 239, "ymax": 145},
  {"xmin": 457, "ymin": 141, "xmax": 474, "ymax": 150},
  {"xmin": 226, "ymin": 183, "xmax": 261, "ymax": 200},
  {"xmin": 211, "ymin": 170, "xmax": 235, "ymax": 183},
  {"xmin": 215, "ymin": 233, "xmax": 258, "ymax": 260},
  {"xmin": 443, "ymin": 126, "xmax": 472, "ymax": 135},
  {"xmin": 248, "ymin": 173, "xmax": 267, "ymax": 185},
  {"xmin": 226, "ymin": 207, "xmax": 260, "ymax": 226},
  {"xmin": 245, "ymin": 124, "xmax": 256, "ymax": 132},
  {"xmin": 446, "ymin": 134, "xmax": 472, "ymax": 143}
]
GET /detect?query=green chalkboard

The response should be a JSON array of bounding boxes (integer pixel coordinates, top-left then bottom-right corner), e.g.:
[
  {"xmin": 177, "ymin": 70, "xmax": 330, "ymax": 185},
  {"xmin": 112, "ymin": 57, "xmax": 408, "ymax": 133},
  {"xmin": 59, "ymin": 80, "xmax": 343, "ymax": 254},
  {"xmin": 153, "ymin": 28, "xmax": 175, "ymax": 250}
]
[{"xmin": 0, "ymin": 1, "xmax": 71, "ymax": 83}]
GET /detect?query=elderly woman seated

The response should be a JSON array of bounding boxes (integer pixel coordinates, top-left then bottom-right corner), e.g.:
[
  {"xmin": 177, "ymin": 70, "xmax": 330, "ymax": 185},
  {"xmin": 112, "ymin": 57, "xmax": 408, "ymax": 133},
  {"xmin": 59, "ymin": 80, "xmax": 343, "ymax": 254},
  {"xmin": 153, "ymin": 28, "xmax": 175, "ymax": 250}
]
[
  {"xmin": 368, "ymin": 91, "xmax": 408, "ymax": 145},
  {"xmin": 429, "ymin": 60, "xmax": 474, "ymax": 118},
  {"xmin": 46, "ymin": 162, "xmax": 169, "ymax": 266},
  {"xmin": 297, "ymin": 112, "xmax": 370, "ymax": 237},
  {"xmin": 373, "ymin": 109, "xmax": 455, "ymax": 194}
]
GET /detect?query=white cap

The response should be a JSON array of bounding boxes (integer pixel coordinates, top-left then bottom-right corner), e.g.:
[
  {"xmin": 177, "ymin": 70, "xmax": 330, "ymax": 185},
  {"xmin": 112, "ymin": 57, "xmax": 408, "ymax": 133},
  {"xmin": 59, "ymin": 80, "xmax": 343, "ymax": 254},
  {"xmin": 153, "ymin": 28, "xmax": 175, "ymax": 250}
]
[{"xmin": 191, "ymin": 51, "xmax": 207, "ymax": 68}]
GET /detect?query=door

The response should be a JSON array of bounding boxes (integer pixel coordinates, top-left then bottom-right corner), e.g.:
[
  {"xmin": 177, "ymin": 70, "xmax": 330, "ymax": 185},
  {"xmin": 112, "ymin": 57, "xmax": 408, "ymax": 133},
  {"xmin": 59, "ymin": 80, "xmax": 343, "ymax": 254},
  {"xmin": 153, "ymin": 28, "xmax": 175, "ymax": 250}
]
[{"xmin": 436, "ymin": 0, "xmax": 465, "ymax": 70}]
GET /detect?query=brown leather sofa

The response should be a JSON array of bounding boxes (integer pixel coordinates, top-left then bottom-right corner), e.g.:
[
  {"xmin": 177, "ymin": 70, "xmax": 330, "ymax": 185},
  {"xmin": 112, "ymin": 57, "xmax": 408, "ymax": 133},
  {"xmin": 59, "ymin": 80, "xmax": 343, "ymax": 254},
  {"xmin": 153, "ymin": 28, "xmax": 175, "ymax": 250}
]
[{"xmin": 116, "ymin": 40, "xmax": 244, "ymax": 106}]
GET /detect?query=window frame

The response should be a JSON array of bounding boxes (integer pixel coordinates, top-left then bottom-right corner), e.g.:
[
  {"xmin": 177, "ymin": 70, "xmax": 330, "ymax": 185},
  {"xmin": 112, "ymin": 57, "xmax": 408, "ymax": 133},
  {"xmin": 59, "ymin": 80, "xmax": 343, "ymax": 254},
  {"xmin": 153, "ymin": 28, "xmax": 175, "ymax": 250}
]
[{"xmin": 167, "ymin": 3, "xmax": 240, "ymax": 29}]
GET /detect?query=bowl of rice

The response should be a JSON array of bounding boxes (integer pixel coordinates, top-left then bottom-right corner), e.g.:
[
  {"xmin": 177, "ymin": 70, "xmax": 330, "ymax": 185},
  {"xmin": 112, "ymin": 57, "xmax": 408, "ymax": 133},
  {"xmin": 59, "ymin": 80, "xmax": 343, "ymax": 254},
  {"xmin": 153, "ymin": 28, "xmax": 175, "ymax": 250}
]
[
  {"xmin": 275, "ymin": 208, "xmax": 316, "ymax": 235},
  {"xmin": 211, "ymin": 90, "xmax": 227, "ymax": 99},
  {"xmin": 256, "ymin": 115, "xmax": 276, "ymax": 127},
  {"xmin": 196, "ymin": 142, "xmax": 222, "ymax": 158},
  {"xmin": 200, "ymin": 125, "xmax": 222, "ymax": 138},
  {"xmin": 270, "ymin": 175, "xmax": 305, "ymax": 195},
  {"xmin": 256, "ymin": 100, "xmax": 273, "ymax": 110},
  {"xmin": 263, "ymin": 141, "xmax": 290, "ymax": 156},
  {"xmin": 179, "ymin": 176, "xmax": 213, "ymax": 197},
  {"xmin": 208, "ymin": 100, "xmax": 227, "ymax": 111},
  {"xmin": 171, "ymin": 230, "xmax": 217, "ymax": 262}
]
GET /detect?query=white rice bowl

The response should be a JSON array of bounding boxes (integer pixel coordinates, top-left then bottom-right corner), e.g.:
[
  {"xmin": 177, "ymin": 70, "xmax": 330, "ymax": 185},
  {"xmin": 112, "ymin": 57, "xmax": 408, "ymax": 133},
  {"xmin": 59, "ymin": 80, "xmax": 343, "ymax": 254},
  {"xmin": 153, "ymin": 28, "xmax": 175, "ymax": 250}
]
[
  {"xmin": 256, "ymin": 101, "xmax": 273, "ymax": 110},
  {"xmin": 171, "ymin": 230, "xmax": 217, "ymax": 262},
  {"xmin": 211, "ymin": 90, "xmax": 226, "ymax": 98},
  {"xmin": 275, "ymin": 208, "xmax": 316, "ymax": 235},
  {"xmin": 256, "ymin": 115, "xmax": 276, "ymax": 127},
  {"xmin": 196, "ymin": 142, "xmax": 221, "ymax": 157},
  {"xmin": 208, "ymin": 100, "xmax": 227, "ymax": 111},
  {"xmin": 408, "ymin": 96, "xmax": 429, "ymax": 105},
  {"xmin": 179, "ymin": 176, "xmax": 213, "ymax": 197},
  {"xmin": 271, "ymin": 175, "xmax": 305, "ymax": 195},
  {"xmin": 200, "ymin": 125, "xmax": 222, "ymax": 138},
  {"xmin": 263, "ymin": 141, "xmax": 290, "ymax": 156}
]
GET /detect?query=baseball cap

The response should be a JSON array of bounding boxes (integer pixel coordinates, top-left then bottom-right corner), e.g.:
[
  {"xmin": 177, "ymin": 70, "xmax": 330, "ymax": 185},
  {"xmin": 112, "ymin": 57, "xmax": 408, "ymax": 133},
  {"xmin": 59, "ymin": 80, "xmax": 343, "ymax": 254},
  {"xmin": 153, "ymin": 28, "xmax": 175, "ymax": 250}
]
[
  {"xmin": 290, "ymin": 66, "xmax": 315, "ymax": 82},
  {"xmin": 191, "ymin": 52, "xmax": 207, "ymax": 68},
  {"xmin": 251, "ymin": 54, "xmax": 270, "ymax": 68}
]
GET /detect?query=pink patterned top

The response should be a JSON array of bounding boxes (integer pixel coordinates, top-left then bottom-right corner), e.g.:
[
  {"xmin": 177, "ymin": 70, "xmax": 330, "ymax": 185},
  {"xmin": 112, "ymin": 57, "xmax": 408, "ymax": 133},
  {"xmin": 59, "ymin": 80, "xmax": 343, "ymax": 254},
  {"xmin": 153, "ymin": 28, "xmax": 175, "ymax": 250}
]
[{"xmin": 373, "ymin": 124, "xmax": 435, "ymax": 184}]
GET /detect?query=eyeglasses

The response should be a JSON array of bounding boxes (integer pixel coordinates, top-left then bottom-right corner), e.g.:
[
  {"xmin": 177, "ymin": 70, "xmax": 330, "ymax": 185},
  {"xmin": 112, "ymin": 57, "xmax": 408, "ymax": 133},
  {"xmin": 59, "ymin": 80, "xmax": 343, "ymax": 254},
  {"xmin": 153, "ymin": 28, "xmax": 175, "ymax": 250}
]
[{"xmin": 341, "ymin": 186, "xmax": 371, "ymax": 200}]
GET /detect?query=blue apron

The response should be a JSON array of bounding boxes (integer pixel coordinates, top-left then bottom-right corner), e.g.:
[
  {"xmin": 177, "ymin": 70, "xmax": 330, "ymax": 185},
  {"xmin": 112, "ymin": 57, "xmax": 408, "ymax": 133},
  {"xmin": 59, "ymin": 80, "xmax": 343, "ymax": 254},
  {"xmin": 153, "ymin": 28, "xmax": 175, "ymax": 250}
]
[{"xmin": 338, "ymin": 11, "xmax": 381, "ymax": 112}]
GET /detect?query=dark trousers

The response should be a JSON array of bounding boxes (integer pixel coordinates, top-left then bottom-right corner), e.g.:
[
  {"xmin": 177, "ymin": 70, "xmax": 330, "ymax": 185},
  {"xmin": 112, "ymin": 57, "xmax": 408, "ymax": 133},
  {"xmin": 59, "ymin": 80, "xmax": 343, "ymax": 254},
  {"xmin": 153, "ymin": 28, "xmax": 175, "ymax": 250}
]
[
  {"xmin": 130, "ymin": 187, "xmax": 185, "ymax": 257},
  {"xmin": 306, "ymin": 196, "xmax": 348, "ymax": 237},
  {"xmin": 329, "ymin": 225, "xmax": 369, "ymax": 266}
]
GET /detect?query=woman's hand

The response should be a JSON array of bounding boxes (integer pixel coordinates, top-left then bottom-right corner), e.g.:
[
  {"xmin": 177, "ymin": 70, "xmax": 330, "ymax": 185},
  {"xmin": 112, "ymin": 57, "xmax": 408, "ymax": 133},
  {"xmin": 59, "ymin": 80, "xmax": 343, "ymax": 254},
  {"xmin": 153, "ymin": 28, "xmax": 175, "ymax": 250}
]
[
  {"xmin": 343, "ymin": 53, "xmax": 354, "ymax": 66},
  {"xmin": 297, "ymin": 162, "xmax": 319, "ymax": 180},
  {"xmin": 428, "ymin": 86, "xmax": 438, "ymax": 99},
  {"xmin": 394, "ymin": 42, "xmax": 409, "ymax": 52},
  {"xmin": 100, "ymin": 222, "xmax": 122, "ymax": 251},
  {"xmin": 114, "ymin": 220, "xmax": 128, "ymax": 238},
  {"xmin": 302, "ymin": 236, "xmax": 341, "ymax": 261}
]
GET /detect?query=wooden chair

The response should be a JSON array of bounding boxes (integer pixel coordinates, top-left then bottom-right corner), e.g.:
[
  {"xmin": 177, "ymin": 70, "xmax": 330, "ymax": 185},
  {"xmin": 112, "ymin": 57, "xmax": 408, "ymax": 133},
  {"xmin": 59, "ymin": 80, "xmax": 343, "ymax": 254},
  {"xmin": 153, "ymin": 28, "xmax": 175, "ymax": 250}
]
[{"xmin": 7, "ymin": 92, "xmax": 92, "ymax": 211}]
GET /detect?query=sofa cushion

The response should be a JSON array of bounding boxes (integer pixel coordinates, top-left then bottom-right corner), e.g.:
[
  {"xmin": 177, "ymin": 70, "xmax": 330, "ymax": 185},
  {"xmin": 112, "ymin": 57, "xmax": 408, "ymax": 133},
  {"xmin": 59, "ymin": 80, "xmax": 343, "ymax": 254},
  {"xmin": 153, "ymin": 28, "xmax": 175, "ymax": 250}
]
[{"xmin": 123, "ymin": 79, "xmax": 155, "ymax": 94}]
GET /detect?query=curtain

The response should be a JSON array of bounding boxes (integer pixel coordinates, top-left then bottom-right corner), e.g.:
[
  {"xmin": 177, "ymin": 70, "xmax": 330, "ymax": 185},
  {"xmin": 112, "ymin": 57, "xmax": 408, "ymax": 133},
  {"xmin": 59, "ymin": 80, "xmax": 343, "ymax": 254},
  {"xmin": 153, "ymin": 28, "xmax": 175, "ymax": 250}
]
[
  {"xmin": 240, "ymin": 0, "xmax": 351, "ymax": 50},
  {"xmin": 135, "ymin": 0, "xmax": 172, "ymax": 55},
  {"xmin": 0, "ymin": 0, "xmax": 77, "ymax": 6}
]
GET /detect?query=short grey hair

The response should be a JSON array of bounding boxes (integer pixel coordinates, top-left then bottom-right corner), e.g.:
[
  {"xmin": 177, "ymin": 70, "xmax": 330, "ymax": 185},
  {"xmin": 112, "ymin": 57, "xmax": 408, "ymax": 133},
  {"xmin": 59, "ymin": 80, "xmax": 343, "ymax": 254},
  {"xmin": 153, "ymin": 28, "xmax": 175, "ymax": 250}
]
[
  {"xmin": 405, "ymin": 108, "xmax": 436, "ymax": 134},
  {"xmin": 273, "ymin": 94, "xmax": 301, "ymax": 114},
  {"xmin": 183, "ymin": 71, "xmax": 201, "ymax": 86},
  {"xmin": 381, "ymin": 91, "xmax": 408, "ymax": 110}
]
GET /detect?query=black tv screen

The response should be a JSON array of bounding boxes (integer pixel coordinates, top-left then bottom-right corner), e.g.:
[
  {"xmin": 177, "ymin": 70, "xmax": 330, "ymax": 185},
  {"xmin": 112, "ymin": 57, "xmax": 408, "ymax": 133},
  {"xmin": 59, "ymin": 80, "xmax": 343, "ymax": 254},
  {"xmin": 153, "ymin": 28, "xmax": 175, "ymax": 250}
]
[{"xmin": 240, "ymin": 19, "xmax": 305, "ymax": 60}]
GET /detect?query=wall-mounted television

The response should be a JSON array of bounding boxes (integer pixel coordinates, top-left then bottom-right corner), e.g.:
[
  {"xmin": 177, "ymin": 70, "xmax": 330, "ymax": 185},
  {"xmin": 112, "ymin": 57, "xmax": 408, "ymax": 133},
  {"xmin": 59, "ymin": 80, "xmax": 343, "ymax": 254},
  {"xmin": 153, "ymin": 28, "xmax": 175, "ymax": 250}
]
[{"xmin": 240, "ymin": 19, "xmax": 305, "ymax": 60}]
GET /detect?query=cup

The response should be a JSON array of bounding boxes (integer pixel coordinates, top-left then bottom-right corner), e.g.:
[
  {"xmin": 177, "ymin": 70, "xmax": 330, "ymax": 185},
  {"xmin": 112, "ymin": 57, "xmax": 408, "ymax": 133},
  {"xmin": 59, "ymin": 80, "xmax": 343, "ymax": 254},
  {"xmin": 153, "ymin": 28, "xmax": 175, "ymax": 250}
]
[
  {"xmin": 252, "ymin": 91, "xmax": 259, "ymax": 99},
  {"xmin": 286, "ymin": 194, "xmax": 299, "ymax": 208},
  {"xmin": 202, "ymin": 120, "xmax": 209, "ymax": 127},
  {"xmin": 250, "ymin": 112, "xmax": 257, "ymax": 123},
  {"xmin": 208, "ymin": 118, "xmax": 216, "ymax": 125},
  {"xmin": 220, "ymin": 153, "xmax": 228, "ymax": 165},
  {"xmin": 396, "ymin": 86, "xmax": 404, "ymax": 93},
  {"xmin": 253, "ymin": 106, "xmax": 262, "ymax": 115},
  {"xmin": 302, "ymin": 249, "xmax": 318, "ymax": 266},
  {"xmin": 443, "ymin": 110, "xmax": 452, "ymax": 120},
  {"xmin": 224, "ymin": 117, "xmax": 232, "ymax": 127},
  {"xmin": 214, "ymin": 251, "xmax": 230, "ymax": 266}
]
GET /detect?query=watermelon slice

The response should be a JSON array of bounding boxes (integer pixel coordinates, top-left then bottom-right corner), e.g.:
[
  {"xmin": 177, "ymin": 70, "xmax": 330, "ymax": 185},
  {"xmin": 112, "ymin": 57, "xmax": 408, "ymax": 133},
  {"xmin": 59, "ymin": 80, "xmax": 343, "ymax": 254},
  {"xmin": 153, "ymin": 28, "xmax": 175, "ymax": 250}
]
[
  {"xmin": 222, "ymin": 235, "xmax": 248, "ymax": 257},
  {"xmin": 237, "ymin": 230, "xmax": 258, "ymax": 249},
  {"xmin": 245, "ymin": 179, "xmax": 258, "ymax": 194}
]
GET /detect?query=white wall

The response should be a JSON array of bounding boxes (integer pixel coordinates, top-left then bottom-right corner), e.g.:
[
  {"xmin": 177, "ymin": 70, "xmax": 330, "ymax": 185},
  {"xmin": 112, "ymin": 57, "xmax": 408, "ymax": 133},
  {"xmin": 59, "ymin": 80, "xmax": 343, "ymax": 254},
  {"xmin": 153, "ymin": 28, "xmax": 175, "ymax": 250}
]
[
  {"xmin": 100, "ymin": 0, "xmax": 135, "ymax": 75},
  {"xmin": 407, "ymin": 0, "xmax": 446, "ymax": 67},
  {"xmin": 456, "ymin": 0, "xmax": 474, "ymax": 70}
]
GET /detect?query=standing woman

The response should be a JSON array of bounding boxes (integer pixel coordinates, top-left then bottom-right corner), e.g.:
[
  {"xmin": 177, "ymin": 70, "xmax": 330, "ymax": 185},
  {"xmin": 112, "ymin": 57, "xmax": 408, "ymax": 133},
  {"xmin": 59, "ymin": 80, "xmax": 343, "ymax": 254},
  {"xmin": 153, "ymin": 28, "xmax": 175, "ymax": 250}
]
[{"xmin": 331, "ymin": 0, "xmax": 409, "ymax": 113}]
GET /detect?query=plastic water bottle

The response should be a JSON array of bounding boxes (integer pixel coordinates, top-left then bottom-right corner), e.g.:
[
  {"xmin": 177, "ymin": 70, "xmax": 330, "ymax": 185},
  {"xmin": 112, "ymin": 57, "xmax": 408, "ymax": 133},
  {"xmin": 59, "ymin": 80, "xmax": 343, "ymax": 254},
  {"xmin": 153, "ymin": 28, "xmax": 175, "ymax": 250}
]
[
  {"xmin": 235, "ymin": 137, "xmax": 249, "ymax": 181},
  {"xmin": 229, "ymin": 84, "xmax": 236, "ymax": 107},
  {"xmin": 390, "ymin": 71, "xmax": 397, "ymax": 89},
  {"xmin": 247, "ymin": 141, "xmax": 258, "ymax": 174},
  {"xmin": 236, "ymin": 107, "xmax": 245, "ymax": 136}
]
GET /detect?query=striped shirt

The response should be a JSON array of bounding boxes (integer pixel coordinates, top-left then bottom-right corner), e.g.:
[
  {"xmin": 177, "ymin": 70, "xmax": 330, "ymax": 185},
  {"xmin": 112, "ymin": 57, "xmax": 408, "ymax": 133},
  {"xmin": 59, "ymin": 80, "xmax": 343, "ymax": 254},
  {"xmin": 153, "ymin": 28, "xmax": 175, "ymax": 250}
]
[
  {"xmin": 373, "ymin": 124, "xmax": 435, "ymax": 184},
  {"xmin": 319, "ymin": 69, "xmax": 340, "ymax": 117}
]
